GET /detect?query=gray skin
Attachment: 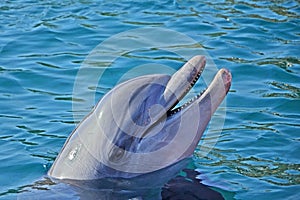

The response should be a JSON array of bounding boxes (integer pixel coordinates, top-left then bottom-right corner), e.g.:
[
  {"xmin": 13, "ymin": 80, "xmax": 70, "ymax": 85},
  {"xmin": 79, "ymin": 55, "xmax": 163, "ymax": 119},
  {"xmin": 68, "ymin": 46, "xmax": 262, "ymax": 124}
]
[{"xmin": 48, "ymin": 55, "xmax": 232, "ymax": 185}]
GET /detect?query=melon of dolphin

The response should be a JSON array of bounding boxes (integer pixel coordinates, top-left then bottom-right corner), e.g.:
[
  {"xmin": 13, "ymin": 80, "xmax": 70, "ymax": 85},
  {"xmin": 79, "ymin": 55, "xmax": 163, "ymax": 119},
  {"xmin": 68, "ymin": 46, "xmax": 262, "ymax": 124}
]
[{"xmin": 48, "ymin": 55, "xmax": 231, "ymax": 181}]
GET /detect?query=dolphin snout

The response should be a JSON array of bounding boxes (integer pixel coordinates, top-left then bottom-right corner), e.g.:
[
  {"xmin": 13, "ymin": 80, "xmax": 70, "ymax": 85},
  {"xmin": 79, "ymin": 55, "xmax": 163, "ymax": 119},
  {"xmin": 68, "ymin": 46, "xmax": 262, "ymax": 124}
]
[{"xmin": 220, "ymin": 68, "xmax": 232, "ymax": 92}]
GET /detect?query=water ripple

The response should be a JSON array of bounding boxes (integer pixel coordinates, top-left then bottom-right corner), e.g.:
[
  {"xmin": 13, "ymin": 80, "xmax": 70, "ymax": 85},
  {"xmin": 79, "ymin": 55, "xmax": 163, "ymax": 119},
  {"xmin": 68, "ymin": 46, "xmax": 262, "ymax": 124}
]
[{"xmin": 0, "ymin": 0, "xmax": 299, "ymax": 199}]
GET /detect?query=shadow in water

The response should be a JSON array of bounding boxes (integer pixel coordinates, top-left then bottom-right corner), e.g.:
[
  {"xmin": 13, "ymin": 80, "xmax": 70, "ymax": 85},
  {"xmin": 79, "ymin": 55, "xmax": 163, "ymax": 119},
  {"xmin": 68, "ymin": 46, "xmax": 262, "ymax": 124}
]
[{"xmin": 17, "ymin": 169, "xmax": 226, "ymax": 200}]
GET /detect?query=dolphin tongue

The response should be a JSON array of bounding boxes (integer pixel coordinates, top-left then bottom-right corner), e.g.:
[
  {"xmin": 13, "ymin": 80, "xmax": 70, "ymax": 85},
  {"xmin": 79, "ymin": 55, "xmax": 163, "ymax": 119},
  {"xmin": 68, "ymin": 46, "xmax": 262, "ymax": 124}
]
[{"xmin": 161, "ymin": 56, "xmax": 206, "ymax": 112}]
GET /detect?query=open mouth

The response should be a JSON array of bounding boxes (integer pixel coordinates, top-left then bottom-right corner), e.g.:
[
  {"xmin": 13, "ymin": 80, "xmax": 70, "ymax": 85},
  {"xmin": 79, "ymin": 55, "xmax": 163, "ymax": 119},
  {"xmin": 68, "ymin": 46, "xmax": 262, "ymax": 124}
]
[
  {"xmin": 165, "ymin": 56, "xmax": 232, "ymax": 117},
  {"xmin": 167, "ymin": 70, "xmax": 205, "ymax": 117}
]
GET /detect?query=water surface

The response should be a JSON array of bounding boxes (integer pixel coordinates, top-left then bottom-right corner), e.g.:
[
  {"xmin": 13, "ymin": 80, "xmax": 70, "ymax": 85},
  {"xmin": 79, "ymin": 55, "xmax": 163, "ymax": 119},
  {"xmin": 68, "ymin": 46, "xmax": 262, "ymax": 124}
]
[{"xmin": 0, "ymin": 1, "xmax": 299, "ymax": 199}]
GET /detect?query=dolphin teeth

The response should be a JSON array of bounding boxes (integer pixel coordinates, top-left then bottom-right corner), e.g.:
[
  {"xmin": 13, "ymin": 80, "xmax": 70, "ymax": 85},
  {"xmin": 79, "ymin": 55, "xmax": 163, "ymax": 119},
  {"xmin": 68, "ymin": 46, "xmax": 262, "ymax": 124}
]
[{"xmin": 167, "ymin": 65, "xmax": 205, "ymax": 117}]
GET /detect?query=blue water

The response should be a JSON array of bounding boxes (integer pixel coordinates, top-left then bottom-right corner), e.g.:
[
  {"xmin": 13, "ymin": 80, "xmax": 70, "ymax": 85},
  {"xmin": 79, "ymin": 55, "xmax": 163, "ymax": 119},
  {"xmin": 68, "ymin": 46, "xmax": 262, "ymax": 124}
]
[{"xmin": 0, "ymin": 0, "xmax": 299, "ymax": 199}]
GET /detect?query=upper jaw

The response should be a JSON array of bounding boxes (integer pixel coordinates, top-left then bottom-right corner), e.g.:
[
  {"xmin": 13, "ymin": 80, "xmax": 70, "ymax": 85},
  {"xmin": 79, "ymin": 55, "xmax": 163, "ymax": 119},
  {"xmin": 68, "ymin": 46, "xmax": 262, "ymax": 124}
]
[{"xmin": 161, "ymin": 55, "xmax": 206, "ymax": 113}]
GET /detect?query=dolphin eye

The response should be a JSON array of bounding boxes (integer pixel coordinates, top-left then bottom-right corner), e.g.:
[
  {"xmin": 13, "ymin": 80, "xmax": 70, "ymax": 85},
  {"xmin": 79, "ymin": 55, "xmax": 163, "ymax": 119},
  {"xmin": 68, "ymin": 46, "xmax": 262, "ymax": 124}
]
[{"xmin": 109, "ymin": 148, "xmax": 125, "ymax": 163}]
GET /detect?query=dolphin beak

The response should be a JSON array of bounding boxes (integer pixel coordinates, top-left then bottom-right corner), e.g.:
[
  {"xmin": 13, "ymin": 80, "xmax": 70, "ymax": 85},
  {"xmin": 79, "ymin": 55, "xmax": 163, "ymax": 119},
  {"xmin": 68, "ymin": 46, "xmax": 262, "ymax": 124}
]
[
  {"xmin": 161, "ymin": 62, "xmax": 231, "ymax": 160},
  {"xmin": 161, "ymin": 55, "xmax": 231, "ymax": 118}
]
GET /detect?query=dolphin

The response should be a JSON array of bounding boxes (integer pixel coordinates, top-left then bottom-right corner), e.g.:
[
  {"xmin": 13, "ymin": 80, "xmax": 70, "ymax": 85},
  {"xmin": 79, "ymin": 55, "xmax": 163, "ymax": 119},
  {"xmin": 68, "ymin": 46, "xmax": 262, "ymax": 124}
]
[{"xmin": 48, "ymin": 55, "xmax": 231, "ymax": 187}]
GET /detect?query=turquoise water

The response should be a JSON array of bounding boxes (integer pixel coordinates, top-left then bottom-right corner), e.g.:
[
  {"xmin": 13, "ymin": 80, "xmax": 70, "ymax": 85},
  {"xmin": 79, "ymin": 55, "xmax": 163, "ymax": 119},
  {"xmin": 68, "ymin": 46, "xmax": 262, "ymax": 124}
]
[{"xmin": 0, "ymin": 0, "xmax": 299, "ymax": 199}]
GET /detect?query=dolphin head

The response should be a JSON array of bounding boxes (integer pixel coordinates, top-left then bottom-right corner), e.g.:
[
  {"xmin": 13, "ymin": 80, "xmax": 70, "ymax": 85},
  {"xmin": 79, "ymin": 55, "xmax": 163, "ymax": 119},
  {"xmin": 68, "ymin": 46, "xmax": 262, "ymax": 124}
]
[{"xmin": 48, "ymin": 55, "xmax": 231, "ymax": 181}]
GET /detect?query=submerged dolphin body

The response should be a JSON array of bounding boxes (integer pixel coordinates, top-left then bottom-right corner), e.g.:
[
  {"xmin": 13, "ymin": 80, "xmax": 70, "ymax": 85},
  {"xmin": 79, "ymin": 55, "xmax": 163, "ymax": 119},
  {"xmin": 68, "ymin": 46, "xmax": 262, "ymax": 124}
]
[{"xmin": 48, "ymin": 56, "xmax": 231, "ymax": 184}]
